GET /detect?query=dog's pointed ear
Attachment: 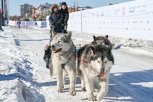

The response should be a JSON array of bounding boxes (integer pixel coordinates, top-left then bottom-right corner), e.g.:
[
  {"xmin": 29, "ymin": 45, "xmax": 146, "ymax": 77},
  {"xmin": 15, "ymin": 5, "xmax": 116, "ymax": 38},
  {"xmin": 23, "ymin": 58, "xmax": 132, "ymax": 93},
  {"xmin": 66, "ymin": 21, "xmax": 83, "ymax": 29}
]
[
  {"xmin": 93, "ymin": 35, "xmax": 96, "ymax": 41},
  {"xmin": 86, "ymin": 46, "xmax": 95, "ymax": 61},
  {"xmin": 105, "ymin": 35, "xmax": 108, "ymax": 40},
  {"xmin": 105, "ymin": 45, "xmax": 114, "ymax": 63},
  {"xmin": 44, "ymin": 45, "xmax": 49, "ymax": 50},
  {"xmin": 68, "ymin": 31, "xmax": 72, "ymax": 34},
  {"xmin": 90, "ymin": 46, "xmax": 96, "ymax": 55},
  {"xmin": 65, "ymin": 31, "xmax": 72, "ymax": 39},
  {"xmin": 52, "ymin": 32, "xmax": 57, "ymax": 38}
]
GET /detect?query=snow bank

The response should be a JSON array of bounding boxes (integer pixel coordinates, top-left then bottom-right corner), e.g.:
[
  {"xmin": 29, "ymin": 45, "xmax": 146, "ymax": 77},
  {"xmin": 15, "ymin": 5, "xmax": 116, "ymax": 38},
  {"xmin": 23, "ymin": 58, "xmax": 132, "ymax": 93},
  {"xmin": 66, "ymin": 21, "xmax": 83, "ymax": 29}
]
[
  {"xmin": 71, "ymin": 31, "xmax": 153, "ymax": 57},
  {"xmin": 109, "ymin": 36, "xmax": 153, "ymax": 57},
  {"xmin": 0, "ymin": 28, "xmax": 44, "ymax": 102},
  {"xmin": 0, "ymin": 79, "xmax": 43, "ymax": 102}
]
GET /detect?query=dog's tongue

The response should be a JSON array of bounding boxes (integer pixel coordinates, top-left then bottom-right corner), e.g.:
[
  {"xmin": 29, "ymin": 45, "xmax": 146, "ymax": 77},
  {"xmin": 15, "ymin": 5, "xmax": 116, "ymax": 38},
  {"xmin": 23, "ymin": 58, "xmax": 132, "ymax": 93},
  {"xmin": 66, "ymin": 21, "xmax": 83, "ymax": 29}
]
[
  {"xmin": 53, "ymin": 48, "xmax": 62, "ymax": 53},
  {"xmin": 99, "ymin": 72, "xmax": 105, "ymax": 77}
]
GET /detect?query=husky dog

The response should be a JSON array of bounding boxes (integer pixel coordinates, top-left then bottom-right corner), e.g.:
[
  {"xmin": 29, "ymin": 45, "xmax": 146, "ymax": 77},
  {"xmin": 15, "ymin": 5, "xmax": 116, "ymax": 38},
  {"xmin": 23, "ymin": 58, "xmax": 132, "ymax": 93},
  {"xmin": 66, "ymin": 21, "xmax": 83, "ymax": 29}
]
[
  {"xmin": 50, "ymin": 32, "xmax": 76, "ymax": 96},
  {"xmin": 77, "ymin": 44, "xmax": 114, "ymax": 101},
  {"xmin": 78, "ymin": 35, "xmax": 113, "ymax": 90},
  {"xmin": 91, "ymin": 35, "xmax": 113, "ymax": 48}
]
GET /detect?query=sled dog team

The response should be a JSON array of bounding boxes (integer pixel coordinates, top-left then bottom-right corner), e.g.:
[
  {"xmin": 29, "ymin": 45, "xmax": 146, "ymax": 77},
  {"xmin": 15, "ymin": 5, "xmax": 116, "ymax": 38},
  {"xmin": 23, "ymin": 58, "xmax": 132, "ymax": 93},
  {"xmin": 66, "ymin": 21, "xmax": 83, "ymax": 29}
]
[
  {"xmin": 44, "ymin": 2, "xmax": 114, "ymax": 101},
  {"xmin": 44, "ymin": 32, "xmax": 114, "ymax": 101}
]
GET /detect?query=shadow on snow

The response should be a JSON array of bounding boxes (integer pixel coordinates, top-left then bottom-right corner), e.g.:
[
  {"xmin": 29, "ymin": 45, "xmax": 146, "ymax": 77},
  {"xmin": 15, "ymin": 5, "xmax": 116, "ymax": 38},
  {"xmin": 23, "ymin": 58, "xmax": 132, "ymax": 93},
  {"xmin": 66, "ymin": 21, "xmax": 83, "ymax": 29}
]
[{"xmin": 106, "ymin": 69, "xmax": 153, "ymax": 102}]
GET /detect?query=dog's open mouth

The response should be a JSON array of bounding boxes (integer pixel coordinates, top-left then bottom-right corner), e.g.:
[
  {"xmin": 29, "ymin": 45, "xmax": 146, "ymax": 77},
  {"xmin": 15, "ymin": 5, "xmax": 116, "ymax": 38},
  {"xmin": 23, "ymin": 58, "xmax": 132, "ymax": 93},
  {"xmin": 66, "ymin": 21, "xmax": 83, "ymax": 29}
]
[
  {"xmin": 52, "ymin": 48, "xmax": 62, "ymax": 53},
  {"xmin": 99, "ymin": 72, "xmax": 105, "ymax": 77}
]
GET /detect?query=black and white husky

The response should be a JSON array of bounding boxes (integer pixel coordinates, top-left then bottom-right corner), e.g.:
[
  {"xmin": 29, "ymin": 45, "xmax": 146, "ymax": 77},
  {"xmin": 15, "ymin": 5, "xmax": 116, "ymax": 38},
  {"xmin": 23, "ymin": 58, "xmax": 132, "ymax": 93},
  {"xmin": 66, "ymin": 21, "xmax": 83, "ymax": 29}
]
[{"xmin": 77, "ymin": 44, "xmax": 114, "ymax": 101}]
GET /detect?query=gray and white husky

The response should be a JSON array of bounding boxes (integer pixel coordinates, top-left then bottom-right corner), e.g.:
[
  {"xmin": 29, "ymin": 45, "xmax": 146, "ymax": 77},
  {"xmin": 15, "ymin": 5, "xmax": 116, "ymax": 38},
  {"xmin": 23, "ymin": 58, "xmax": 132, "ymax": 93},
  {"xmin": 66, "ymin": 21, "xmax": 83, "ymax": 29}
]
[
  {"xmin": 50, "ymin": 32, "xmax": 76, "ymax": 96},
  {"xmin": 77, "ymin": 44, "xmax": 114, "ymax": 101}
]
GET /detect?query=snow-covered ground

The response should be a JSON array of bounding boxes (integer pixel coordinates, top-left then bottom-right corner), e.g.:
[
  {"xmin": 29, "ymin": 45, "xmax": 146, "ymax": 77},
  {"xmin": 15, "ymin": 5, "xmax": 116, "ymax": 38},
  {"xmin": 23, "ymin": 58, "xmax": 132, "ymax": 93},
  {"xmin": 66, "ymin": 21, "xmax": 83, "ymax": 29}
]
[{"xmin": 0, "ymin": 27, "xmax": 153, "ymax": 102}]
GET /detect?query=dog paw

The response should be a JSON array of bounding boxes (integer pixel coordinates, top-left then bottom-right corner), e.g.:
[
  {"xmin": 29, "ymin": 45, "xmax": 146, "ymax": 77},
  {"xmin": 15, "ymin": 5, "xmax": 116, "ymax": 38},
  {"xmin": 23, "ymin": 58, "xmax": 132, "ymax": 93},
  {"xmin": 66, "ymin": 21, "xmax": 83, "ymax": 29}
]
[
  {"xmin": 88, "ymin": 96, "xmax": 96, "ymax": 101},
  {"xmin": 58, "ymin": 89, "xmax": 63, "ymax": 93},
  {"xmin": 95, "ymin": 95, "xmax": 102, "ymax": 101},
  {"xmin": 82, "ymin": 87, "xmax": 86, "ymax": 91},
  {"xmin": 70, "ymin": 91, "xmax": 76, "ymax": 96},
  {"xmin": 62, "ymin": 85, "xmax": 64, "ymax": 88}
]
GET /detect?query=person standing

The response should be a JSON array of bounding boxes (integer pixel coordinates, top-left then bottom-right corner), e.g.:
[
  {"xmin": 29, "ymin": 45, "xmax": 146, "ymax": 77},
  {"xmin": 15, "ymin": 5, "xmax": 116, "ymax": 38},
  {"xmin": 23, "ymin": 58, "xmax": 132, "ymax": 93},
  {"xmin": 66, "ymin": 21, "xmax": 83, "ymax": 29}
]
[
  {"xmin": 16, "ymin": 18, "xmax": 21, "ymax": 29},
  {"xmin": 49, "ymin": 4, "xmax": 64, "ymax": 37},
  {"xmin": 59, "ymin": 2, "xmax": 69, "ymax": 33}
]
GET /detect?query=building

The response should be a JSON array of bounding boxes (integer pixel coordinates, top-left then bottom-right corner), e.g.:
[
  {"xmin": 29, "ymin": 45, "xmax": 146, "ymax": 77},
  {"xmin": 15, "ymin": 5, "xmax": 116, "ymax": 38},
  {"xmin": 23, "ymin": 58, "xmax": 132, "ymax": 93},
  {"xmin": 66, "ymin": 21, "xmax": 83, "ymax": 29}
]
[
  {"xmin": 77, "ymin": 6, "xmax": 92, "ymax": 11},
  {"xmin": 68, "ymin": 7, "xmax": 78, "ymax": 13},
  {"xmin": 20, "ymin": 4, "xmax": 33, "ymax": 16},
  {"xmin": 35, "ymin": 3, "xmax": 51, "ymax": 16},
  {"xmin": 69, "ymin": 6, "xmax": 92, "ymax": 13},
  {"xmin": 33, "ymin": 3, "xmax": 51, "ymax": 20}
]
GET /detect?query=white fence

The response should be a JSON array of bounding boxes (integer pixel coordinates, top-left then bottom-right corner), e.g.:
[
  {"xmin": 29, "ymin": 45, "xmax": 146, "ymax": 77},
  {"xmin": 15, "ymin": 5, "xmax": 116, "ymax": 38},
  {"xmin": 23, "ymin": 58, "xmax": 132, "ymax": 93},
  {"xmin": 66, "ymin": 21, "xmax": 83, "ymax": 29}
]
[
  {"xmin": 37, "ymin": 21, "xmax": 47, "ymax": 28},
  {"xmin": 46, "ymin": 16, "xmax": 50, "ymax": 29},
  {"xmin": 8, "ymin": 20, "xmax": 47, "ymax": 28},
  {"xmin": 67, "ymin": 0, "xmax": 153, "ymax": 40}
]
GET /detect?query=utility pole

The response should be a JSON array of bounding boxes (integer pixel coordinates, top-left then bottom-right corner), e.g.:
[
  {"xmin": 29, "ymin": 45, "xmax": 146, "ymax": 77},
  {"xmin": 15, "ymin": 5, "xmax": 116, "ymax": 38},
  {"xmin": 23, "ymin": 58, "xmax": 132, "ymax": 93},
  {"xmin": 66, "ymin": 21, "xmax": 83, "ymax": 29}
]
[
  {"xmin": 1, "ymin": 0, "xmax": 4, "ymax": 26},
  {"xmin": 4, "ymin": 0, "xmax": 8, "ymax": 19},
  {"xmin": 1, "ymin": 0, "xmax": 3, "ymax": 17},
  {"xmin": 74, "ymin": 1, "xmax": 75, "ymax": 9},
  {"xmin": 72, "ymin": 0, "xmax": 76, "ymax": 11},
  {"xmin": 1, "ymin": 0, "xmax": 3, "ymax": 16}
]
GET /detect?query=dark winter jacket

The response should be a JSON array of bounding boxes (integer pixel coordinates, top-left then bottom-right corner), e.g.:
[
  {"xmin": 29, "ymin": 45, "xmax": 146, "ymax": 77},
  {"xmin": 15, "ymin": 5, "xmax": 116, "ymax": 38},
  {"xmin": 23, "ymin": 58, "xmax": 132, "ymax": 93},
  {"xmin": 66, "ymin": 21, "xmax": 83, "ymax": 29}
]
[
  {"xmin": 59, "ymin": 8, "xmax": 69, "ymax": 26},
  {"xmin": 17, "ymin": 20, "xmax": 21, "ymax": 25},
  {"xmin": 49, "ymin": 10, "xmax": 63, "ymax": 27},
  {"xmin": 49, "ymin": 10, "xmax": 64, "ymax": 33}
]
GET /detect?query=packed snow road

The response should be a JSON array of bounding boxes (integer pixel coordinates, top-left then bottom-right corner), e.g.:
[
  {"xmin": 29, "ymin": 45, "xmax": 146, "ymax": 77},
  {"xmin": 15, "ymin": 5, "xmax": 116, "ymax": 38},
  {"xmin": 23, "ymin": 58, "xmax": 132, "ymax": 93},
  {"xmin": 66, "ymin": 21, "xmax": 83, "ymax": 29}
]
[{"xmin": 1, "ymin": 27, "xmax": 153, "ymax": 102}]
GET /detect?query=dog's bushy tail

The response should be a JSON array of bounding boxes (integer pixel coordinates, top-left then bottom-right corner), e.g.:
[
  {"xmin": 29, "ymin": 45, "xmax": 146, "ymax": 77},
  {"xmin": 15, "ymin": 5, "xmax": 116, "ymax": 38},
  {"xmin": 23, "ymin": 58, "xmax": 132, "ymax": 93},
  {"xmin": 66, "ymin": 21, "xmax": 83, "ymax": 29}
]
[
  {"xmin": 50, "ymin": 67, "xmax": 53, "ymax": 77},
  {"xmin": 49, "ymin": 59, "xmax": 53, "ymax": 77}
]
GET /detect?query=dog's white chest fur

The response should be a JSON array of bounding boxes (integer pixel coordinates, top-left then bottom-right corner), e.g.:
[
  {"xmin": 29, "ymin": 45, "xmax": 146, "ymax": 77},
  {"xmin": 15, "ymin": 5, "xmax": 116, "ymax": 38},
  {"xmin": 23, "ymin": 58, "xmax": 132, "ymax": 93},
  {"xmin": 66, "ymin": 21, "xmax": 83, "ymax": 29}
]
[{"xmin": 52, "ymin": 53, "xmax": 67, "ymax": 64}]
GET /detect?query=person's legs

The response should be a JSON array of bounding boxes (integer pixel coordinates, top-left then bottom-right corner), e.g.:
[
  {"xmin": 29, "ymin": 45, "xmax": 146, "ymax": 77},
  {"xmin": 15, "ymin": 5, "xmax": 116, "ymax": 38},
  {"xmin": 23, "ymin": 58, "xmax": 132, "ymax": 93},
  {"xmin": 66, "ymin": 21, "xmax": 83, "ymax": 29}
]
[
  {"xmin": 63, "ymin": 25, "xmax": 67, "ymax": 33},
  {"xmin": 53, "ymin": 25, "xmax": 65, "ymax": 33},
  {"xmin": 18, "ymin": 24, "xmax": 20, "ymax": 29},
  {"xmin": 58, "ymin": 25, "xmax": 65, "ymax": 33}
]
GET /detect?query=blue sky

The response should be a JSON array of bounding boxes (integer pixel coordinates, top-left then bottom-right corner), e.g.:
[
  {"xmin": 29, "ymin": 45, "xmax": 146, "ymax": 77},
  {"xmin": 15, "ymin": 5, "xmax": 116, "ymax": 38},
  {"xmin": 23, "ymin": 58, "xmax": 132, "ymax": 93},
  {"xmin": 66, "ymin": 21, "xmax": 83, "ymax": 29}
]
[{"xmin": 8, "ymin": 0, "xmax": 132, "ymax": 16}]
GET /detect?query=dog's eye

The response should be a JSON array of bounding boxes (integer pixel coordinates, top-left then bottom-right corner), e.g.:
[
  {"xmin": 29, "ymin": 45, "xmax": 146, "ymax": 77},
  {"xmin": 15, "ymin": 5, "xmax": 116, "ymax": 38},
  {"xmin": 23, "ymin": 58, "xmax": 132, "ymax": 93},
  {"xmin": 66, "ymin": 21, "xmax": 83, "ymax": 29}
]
[
  {"xmin": 104, "ymin": 61, "xmax": 108, "ymax": 63},
  {"xmin": 97, "ymin": 61, "xmax": 101, "ymax": 63},
  {"xmin": 58, "ymin": 41, "xmax": 61, "ymax": 43},
  {"xmin": 90, "ymin": 56, "xmax": 94, "ymax": 60}
]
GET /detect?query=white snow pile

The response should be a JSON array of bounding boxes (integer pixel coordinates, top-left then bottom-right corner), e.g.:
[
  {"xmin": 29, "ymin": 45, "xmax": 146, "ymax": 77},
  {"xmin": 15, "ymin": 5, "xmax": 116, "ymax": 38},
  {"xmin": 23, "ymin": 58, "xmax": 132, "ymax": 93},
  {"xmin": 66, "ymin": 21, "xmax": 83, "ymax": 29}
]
[
  {"xmin": 108, "ymin": 36, "xmax": 153, "ymax": 57},
  {"xmin": 0, "ymin": 29, "xmax": 44, "ymax": 102}
]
